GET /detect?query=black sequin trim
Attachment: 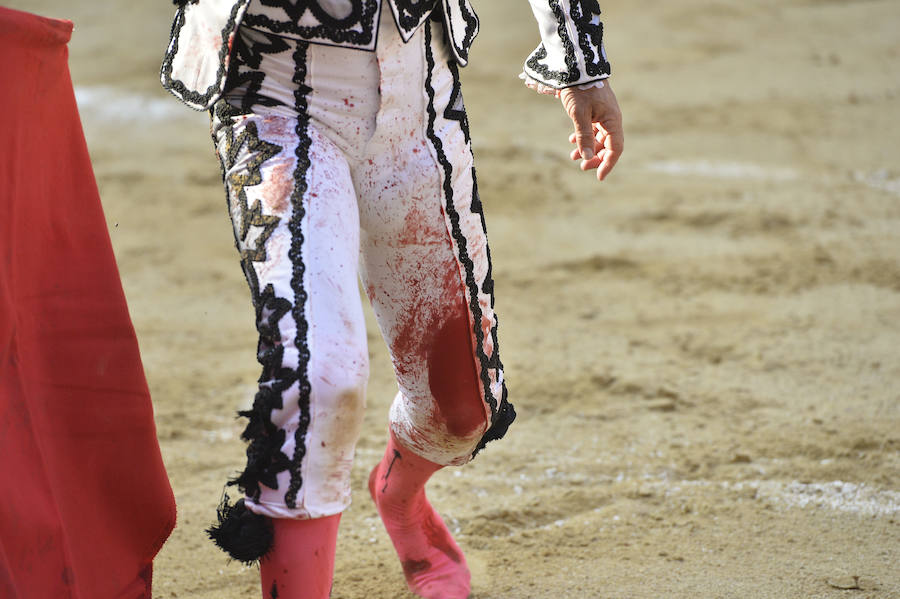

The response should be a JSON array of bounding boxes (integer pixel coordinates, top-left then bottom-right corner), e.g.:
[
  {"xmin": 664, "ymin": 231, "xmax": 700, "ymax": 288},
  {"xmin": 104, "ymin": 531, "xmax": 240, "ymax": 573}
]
[
  {"xmin": 444, "ymin": 58, "xmax": 470, "ymax": 146},
  {"xmin": 223, "ymin": 28, "xmax": 291, "ymax": 112},
  {"xmin": 395, "ymin": 0, "xmax": 438, "ymax": 32},
  {"xmin": 423, "ymin": 22, "xmax": 513, "ymax": 451},
  {"xmin": 525, "ymin": 0, "xmax": 579, "ymax": 85},
  {"xmin": 569, "ymin": 0, "xmax": 610, "ymax": 77},
  {"xmin": 441, "ymin": 0, "xmax": 478, "ymax": 64},
  {"xmin": 457, "ymin": 0, "xmax": 478, "ymax": 51},
  {"xmin": 243, "ymin": 0, "xmax": 379, "ymax": 47},
  {"xmin": 469, "ymin": 155, "xmax": 514, "ymax": 456},
  {"xmin": 161, "ymin": 1, "xmax": 250, "ymax": 109},
  {"xmin": 284, "ymin": 41, "xmax": 314, "ymax": 509}
]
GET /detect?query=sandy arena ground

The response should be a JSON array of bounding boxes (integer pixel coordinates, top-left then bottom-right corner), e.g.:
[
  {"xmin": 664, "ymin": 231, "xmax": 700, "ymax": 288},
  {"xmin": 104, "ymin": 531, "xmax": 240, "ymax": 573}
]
[{"xmin": 10, "ymin": 0, "xmax": 900, "ymax": 597}]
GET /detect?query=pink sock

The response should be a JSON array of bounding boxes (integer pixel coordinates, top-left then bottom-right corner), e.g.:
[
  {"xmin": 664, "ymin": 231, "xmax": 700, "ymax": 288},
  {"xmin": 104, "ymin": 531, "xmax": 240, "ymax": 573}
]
[
  {"xmin": 369, "ymin": 432, "xmax": 471, "ymax": 599},
  {"xmin": 260, "ymin": 514, "xmax": 341, "ymax": 599}
]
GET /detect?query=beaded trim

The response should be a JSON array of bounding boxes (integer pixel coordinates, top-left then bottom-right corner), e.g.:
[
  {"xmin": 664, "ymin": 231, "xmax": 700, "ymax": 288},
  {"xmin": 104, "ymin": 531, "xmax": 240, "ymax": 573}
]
[
  {"xmin": 243, "ymin": 0, "xmax": 379, "ymax": 48},
  {"xmin": 283, "ymin": 40, "xmax": 314, "ymax": 509},
  {"xmin": 161, "ymin": 1, "xmax": 250, "ymax": 109},
  {"xmin": 569, "ymin": 0, "xmax": 610, "ymax": 77},
  {"xmin": 395, "ymin": 0, "xmax": 438, "ymax": 32},
  {"xmin": 222, "ymin": 28, "xmax": 290, "ymax": 111},
  {"xmin": 212, "ymin": 100, "xmax": 299, "ymax": 502},
  {"xmin": 525, "ymin": 0, "xmax": 579, "ymax": 85},
  {"xmin": 442, "ymin": 0, "xmax": 478, "ymax": 64},
  {"xmin": 455, "ymin": 0, "xmax": 478, "ymax": 51},
  {"xmin": 210, "ymin": 40, "xmax": 314, "ymax": 509}
]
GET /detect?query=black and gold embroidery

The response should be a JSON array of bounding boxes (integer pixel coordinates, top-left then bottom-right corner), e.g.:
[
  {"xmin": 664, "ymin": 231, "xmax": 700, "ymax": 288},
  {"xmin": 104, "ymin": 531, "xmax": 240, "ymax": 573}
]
[
  {"xmin": 212, "ymin": 43, "xmax": 315, "ymax": 511},
  {"xmin": 212, "ymin": 101, "xmax": 301, "ymax": 504},
  {"xmin": 219, "ymin": 113, "xmax": 283, "ymax": 294}
]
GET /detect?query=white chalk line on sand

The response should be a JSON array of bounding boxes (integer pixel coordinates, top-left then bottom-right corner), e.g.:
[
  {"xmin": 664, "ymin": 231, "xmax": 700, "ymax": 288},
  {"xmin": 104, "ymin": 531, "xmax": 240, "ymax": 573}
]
[
  {"xmin": 645, "ymin": 160, "xmax": 799, "ymax": 182},
  {"xmin": 515, "ymin": 477, "xmax": 899, "ymax": 538},
  {"xmin": 74, "ymin": 85, "xmax": 188, "ymax": 123},
  {"xmin": 656, "ymin": 478, "xmax": 900, "ymax": 517},
  {"xmin": 477, "ymin": 469, "xmax": 899, "ymax": 520},
  {"xmin": 853, "ymin": 168, "xmax": 900, "ymax": 196},
  {"xmin": 467, "ymin": 467, "xmax": 900, "ymax": 533},
  {"xmin": 645, "ymin": 159, "xmax": 900, "ymax": 197}
]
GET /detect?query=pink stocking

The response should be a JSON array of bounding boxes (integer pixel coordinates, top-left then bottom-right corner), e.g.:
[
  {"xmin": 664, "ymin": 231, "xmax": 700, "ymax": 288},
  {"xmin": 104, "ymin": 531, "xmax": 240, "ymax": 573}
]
[
  {"xmin": 260, "ymin": 514, "xmax": 341, "ymax": 599},
  {"xmin": 369, "ymin": 432, "xmax": 471, "ymax": 599}
]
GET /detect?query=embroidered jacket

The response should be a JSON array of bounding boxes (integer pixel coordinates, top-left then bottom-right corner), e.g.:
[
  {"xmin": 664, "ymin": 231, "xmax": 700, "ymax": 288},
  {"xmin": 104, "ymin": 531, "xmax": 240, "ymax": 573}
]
[{"xmin": 161, "ymin": 0, "xmax": 610, "ymax": 110}]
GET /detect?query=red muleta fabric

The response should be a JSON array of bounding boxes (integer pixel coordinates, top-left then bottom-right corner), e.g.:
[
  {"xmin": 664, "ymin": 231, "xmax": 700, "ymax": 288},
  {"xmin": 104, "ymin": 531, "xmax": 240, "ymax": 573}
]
[{"xmin": 0, "ymin": 7, "xmax": 177, "ymax": 598}]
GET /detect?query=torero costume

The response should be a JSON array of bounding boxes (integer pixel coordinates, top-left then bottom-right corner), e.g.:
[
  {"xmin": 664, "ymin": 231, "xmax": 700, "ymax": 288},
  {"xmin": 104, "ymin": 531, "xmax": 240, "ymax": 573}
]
[{"xmin": 161, "ymin": 1, "xmax": 610, "ymax": 597}]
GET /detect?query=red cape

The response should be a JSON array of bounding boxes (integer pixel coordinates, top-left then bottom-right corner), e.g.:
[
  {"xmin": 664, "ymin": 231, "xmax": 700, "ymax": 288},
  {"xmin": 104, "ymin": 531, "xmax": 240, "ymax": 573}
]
[{"xmin": 0, "ymin": 7, "xmax": 176, "ymax": 598}]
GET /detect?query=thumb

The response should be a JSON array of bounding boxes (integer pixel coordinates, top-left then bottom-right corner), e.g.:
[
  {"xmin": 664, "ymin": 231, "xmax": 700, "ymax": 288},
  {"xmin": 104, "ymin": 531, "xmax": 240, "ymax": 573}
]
[{"xmin": 572, "ymin": 109, "xmax": 596, "ymax": 161}]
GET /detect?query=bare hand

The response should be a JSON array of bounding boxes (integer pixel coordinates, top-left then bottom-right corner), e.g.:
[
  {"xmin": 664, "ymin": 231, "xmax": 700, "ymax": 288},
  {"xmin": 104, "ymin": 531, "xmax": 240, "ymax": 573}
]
[{"xmin": 559, "ymin": 82, "xmax": 624, "ymax": 181}]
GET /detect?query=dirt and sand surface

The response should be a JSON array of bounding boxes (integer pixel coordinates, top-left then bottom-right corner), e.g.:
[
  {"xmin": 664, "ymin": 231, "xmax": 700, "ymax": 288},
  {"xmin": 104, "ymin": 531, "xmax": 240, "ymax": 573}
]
[{"xmin": 9, "ymin": 0, "xmax": 900, "ymax": 596}]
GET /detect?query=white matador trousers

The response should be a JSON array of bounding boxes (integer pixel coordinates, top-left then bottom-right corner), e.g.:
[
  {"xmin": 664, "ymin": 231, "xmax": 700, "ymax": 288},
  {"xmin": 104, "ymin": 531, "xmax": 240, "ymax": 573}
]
[{"xmin": 211, "ymin": 9, "xmax": 514, "ymax": 520}]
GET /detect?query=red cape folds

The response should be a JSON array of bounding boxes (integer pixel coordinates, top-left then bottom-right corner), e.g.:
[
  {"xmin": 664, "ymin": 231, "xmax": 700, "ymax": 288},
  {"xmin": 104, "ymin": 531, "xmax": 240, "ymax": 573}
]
[{"xmin": 0, "ymin": 7, "xmax": 176, "ymax": 598}]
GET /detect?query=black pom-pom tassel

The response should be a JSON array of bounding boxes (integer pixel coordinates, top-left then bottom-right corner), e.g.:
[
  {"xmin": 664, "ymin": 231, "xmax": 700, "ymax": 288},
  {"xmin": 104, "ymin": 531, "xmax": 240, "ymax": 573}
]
[{"xmin": 206, "ymin": 495, "xmax": 274, "ymax": 565}]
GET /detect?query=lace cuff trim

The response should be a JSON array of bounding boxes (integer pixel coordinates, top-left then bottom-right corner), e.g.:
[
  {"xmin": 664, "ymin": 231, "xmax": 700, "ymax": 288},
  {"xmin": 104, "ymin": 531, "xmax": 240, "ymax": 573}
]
[{"xmin": 518, "ymin": 72, "xmax": 605, "ymax": 97}]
